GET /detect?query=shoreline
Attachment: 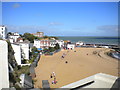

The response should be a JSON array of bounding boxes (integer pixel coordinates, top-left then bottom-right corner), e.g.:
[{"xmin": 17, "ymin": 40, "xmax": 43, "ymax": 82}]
[{"xmin": 34, "ymin": 47, "xmax": 119, "ymax": 88}]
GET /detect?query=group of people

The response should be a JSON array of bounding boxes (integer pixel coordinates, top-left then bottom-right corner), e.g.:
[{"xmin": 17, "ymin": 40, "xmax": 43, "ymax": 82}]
[{"xmin": 50, "ymin": 72, "xmax": 57, "ymax": 84}]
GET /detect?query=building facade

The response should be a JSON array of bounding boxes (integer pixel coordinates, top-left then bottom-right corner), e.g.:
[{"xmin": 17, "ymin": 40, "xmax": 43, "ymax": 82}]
[
  {"xmin": 8, "ymin": 32, "xmax": 20, "ymax": 42},
  {"xmin": 19, "ymin": 41, "xmax": 30, "ymax": 60},
  {"xmin": 0, "ymin": 40, "xmax": 9, "ymax": 89},
  {"xmin": 32, "ymin": 32, "xmax": 44, "ymax": 37},
  {"xmin": 67, "ymin": 44, "xmax": 75, "ymax": 50},
  {"xmin": 0, "ymin": 26, "xmax": 7, "ymax": 39},
  {"xmin": 34, "ymin": 39, "xmax": 64, "ymax": 50},
  {"xmin": 56, "ymin": 40, "xmax": 64, "ymax": 48},
  {"xmin": 11, "ymin": 44, "xmax": 22, "ymax": 65},
  {"xmin": 11, "ymin": 40, "xmax": 30, "ymax": 65}
]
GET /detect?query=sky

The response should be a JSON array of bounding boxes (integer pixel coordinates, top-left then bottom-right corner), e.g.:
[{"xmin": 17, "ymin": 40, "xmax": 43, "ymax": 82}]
[{"xmin": 2, "ymin": 2, "xmax": 118, "ymax": 36}]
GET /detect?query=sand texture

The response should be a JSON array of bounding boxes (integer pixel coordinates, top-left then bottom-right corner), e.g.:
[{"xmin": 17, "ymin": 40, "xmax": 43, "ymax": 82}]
[{"xmin": 34, "ymin": 47, "xmax": 119, "ymax": 88}]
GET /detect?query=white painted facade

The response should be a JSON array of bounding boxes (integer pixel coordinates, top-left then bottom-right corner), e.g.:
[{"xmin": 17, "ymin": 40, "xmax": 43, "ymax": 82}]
[
  {"xmin": 76, "ymin": 41, "xmax": 84, "ymax": 46},
  {"xmin": 40, "ymin": 40, "xmax": 50, "ymax": 49},
  {"xmin": 33, "ymin": 40, "xmax": 41, "ymax": 48},
  {"xmin": 0, "ymin": 40, "xmax": 9, "ymax": 89},
  {"xmin": 11, "ymin": 44, "xmax": 22, "ymax": 65},
  {"xmin": 11, "ymin": 41, "xmax": 30, "ymax": 65},
  {"xmin": 19, "ymin": 43, "xmax": 30, "ymax": 60},
  {"xmin": 50, "ymin": 40, "xmax": 57, "ymax": 47},
  {"xmin": 34, "ymin": 39, "xmax": 50, "ymax": 49},
  {"xmin": 0, "ymin": 26, "xmax": 7, "ymax": 39},
  {"xmin": 67, "ymin": 44, "xmax": 75, "ymax": 50},
  {"xmin": 9, "ymin": 32, "xmax": 20, "ymax": 42},
  {"xmin": 9, "ymin": 38, "xmax": 14, "ymax": 43},
  {"xmin": 34, "ymin": 39, "xmax": 64, "ymax": 49},
  {"xmin": 56, "ymin": 40, "xmax": 64, "ymax": 48}
]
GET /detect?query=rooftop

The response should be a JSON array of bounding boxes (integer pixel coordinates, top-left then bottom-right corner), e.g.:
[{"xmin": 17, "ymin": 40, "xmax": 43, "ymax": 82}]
[{"xmin": 60, "ymin": 73, "xmax": 118, "ymax": 89}]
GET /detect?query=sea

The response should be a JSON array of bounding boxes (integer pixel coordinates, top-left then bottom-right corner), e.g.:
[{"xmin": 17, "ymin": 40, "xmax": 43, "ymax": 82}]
[{"xmin": 58, "ymin": 36, "xmax": 119, "ymax": 45}]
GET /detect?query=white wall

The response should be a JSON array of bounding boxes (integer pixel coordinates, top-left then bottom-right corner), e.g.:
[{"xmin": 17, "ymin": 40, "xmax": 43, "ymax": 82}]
[
  {"xmin": 0, "ymin": 26, "xmax": 7, "ymax": 39},
  {"xmin": 76, "ymin": 41, "xmax": 84, "ymax": 46},
  {"xmin": 9, "ymin": 35, "xmax": 20, "ymax": 42},
  {"xmin": 33, "ymin": 40, "xmax": 40, "ymax": 48},
  {"xmin": 0, "ymin": 40, "xmax": 9, "ymax": 89},
  {"xmin": 56, "ymin": 40, "xmax": 64, "ymax": 48},
  {"xmin": 11, "ymin": 44, "xmax": 22, "ymax": 65},
  {"xmin": 50, "ymin": 40, "xmax": 57, "ymax": 47},
  {"xmin": 67, "ymin": 44, "xmax": 75, "ymax": 49},
  {"xmin": 20, "ymin": 43, "xmax": 29, "ymax": 60}
]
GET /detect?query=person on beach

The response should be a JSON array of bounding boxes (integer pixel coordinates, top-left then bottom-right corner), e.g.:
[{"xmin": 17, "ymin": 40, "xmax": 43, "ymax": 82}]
[
  {"xmin": 54, "ymin": 77, "xmax": 57, "ymax": 84},
  {"xmin": 52, "ymin": 80, "xmax": 54, "ymax": 84},
  {"xmin": 52, "ymin": 72, "xmax": 56, "ymax": 77},
  {"xmin": 65, "ymin": 61, "xmax": 68, "ymax": 64},
  {"xmin": 61, "ymin": 55, "xmax": 64, "ymax": 58},
  {"xmin": 50, "ymin": 74, "xmax": 53, "ymax": 78}
]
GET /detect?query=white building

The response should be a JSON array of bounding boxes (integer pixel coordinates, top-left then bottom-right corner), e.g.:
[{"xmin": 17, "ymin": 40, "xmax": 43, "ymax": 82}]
[
  {"xmin": 18, "ymin": 40, "xmax": 30, "ymax": 60},
  {"xmin": 9, "ymin": 38, "xmax": 14, "ymax": 43},
  {"xmin": 50, "ymin": 40, "xmax": 57, "ymax": 47},
  {"xmin": 0, "ymin": 26, "xmax": 7, "ymax": 39},
  {"xmin": 33, "ymin": 40, "xmax": 41, "ymax": 49},
  {"xmin": 56, "ymin": 40, "xmax": 64, "ymax": 48},
  {"xmin": 33, "ymin": 39, "xmax": 64, "ymax": 50},
  {"xmin": 11, "ymin": 44, "xmax": 22, "ymax": 65},
  {"xmin": 34, "ymin": 39, "xmax": 50, "ymax": 49},
  {"xmin": 8, "ymin": 32, "xmax": 20, "ymax": 42},
  {"xmin": 32, "ymin": 32, "xmax": 44, "ymax": 37},
  {"xmin": 76, "ymin": 41, "xmax": 84, "ymax": 46},
  {"xmin": 0, "ymin": 40, "xmax": 9, "ymax": 89},
  {"xmin": 67, "ymin": 44, "xmax": 75, "ymax": 50},
  {"xmin": 11, "ymin": 40, "xmax": 30, "ymax": 65},
  {"xmin": 34, "ymin": 39, "xmax": 64, "ymax": 50}
]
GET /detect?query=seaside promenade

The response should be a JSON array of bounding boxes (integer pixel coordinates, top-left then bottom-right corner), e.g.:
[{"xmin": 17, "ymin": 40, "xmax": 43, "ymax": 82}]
[{"xmin": 34, "ymin": 47, "xmax": 118, "ymax": 88}]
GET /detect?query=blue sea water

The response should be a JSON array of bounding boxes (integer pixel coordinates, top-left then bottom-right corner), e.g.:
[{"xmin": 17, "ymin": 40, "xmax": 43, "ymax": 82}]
[{"xmin": 58, "ymin": 36, "xmax": 119, "ymax": 45}]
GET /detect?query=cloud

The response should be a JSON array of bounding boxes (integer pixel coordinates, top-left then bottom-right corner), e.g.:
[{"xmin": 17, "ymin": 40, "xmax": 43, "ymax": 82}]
[
  {"xmin": 49, "ymin": 22, "xmax": 63, "ymax": 26},
  {"xmin": 12, "ymin": 3, "xmax": 21, "ymax": 8},
  {"xmin": 6, "ymin": 25, "xmax": 49, "ymax": 34},
  {"xmin": 97, "ymin": 25, "xmax": 118, "ymax": 31}
]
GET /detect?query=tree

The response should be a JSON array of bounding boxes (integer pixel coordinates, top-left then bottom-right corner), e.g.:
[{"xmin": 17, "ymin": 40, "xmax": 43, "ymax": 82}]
[
  {"xmin": 43, "ymin": 35, "xmax": 48, "ymax": 39},
  {"xmin": 7, "ymin": 32, "xmax": 12, "ymax": 35},
  {"xmin": 32, "ymin": 46, "xmax": 38, "ymax": 53},
  {"xmin": 49, "ymin": 47, "xmax": 55, "ymax": 52},
  {"xmin": 50, "ymin": 36, "xmax": 59, "ymax": 40},
  {"xmin": 54, "ymin": 43, "xmax": 60, "ymax": 50},
  {"xmin": 23, "ymin": 33, "xmax": 35, "ymax": 43}
]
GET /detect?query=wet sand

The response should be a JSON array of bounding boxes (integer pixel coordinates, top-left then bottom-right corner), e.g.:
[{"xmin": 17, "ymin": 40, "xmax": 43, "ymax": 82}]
[{"xmin": 34, "ymin": 47, "xmax": 119, "ymax": 88}]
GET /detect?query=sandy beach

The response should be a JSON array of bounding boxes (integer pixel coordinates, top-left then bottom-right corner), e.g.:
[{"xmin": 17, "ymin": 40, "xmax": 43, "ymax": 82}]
[{"xmin": 34, "ymin": 47, "xmax": 119, "ymax": 88}]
